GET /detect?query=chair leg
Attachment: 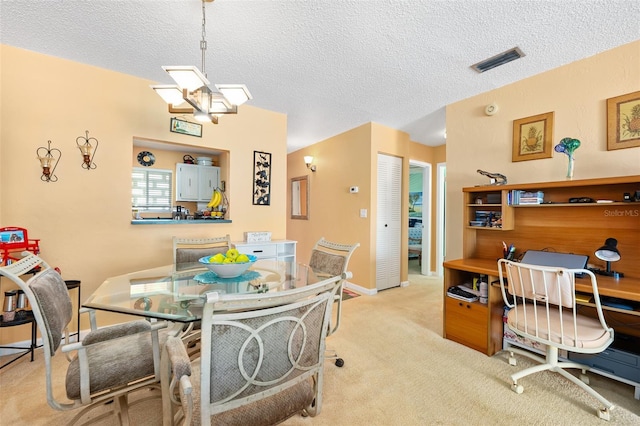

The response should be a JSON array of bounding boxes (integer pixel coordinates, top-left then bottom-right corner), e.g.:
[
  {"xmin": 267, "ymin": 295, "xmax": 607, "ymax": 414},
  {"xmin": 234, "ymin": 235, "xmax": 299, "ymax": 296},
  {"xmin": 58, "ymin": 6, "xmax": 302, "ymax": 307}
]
[
  {"xmin": 507, "ymin": 346, "xmax": 614, "ymax": 420},
  {"xmin": 115, "ymin": 394, "xmax": 130, "ymax": 426},
  {"xmin": 554, "ymin": 366, "xmax": 614, "ymax": 420}
]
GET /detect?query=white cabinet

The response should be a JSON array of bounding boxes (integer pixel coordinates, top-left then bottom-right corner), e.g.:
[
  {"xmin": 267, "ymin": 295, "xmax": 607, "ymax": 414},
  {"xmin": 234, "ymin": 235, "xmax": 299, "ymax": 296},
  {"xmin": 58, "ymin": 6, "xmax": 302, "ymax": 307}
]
[
  {"xmin": 176, "ymin": 163, "xmax": 220, "ymax": 202},
  {"xmin": 233, "ymin": 240, "xmax": 297, "ymax": 278},
  {"xmin": 198, "ymin": 166, "xmax": 220, "ymax": 201}
]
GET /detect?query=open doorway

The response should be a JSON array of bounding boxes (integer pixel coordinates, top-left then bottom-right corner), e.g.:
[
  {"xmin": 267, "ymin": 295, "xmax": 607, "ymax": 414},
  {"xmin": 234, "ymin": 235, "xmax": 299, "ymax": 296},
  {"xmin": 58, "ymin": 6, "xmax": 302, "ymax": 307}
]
[
  {"xmin": 408, "ymin": 161, "xmax": 431, "ymax": 275},
  {"xmin": 436, "ymin": 163, "xmax": 446, "ymax": 277}
]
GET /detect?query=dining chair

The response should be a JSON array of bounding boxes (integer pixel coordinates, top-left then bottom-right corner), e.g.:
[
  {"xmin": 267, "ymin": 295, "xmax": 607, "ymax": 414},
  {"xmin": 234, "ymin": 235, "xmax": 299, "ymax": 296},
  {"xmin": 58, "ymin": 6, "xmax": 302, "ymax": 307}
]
[
  {"xmin": 172, "ymin": 235, "xmax": 231, "ymax": 271},
  {"xmin": 307, "ymin": 237, "xmax": 359, "ymax": 367},
  {"xmin": 160, "ymin": 272, "xmax": 347, "ymax": 425},
  {"xmin": 0, "ymin": 252, "xmax": 167, "ymax": 425},
  {"xmin": 498, "ymin": 259, "xmax": 615, "ymax": 420}
]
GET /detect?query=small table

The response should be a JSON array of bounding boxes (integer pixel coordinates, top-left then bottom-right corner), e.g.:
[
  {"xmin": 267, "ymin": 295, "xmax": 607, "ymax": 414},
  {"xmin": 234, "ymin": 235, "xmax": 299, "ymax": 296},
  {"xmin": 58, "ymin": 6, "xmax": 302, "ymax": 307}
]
[
  {"xmin": 84, "ymin": 260, "xmax": 320, "ymax": 323},
  {"xmin": 0, "ymin": 311, "xmax": 36, "ymax": 369}
]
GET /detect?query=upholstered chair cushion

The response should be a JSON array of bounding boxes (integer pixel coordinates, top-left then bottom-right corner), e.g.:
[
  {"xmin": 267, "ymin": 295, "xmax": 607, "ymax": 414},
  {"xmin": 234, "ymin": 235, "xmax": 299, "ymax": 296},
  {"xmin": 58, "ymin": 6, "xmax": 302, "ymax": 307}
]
[
  {"xmin": 28, "ymin": 268, "xmax": 73, "ymax": 355},
  {"xmin": 65, "ymin": 322, "xmax": 165, "ymax": 399},
  {"xmin": 184, "ymin": 363, "xmax": 314, "ymax": 426},
  {"xmin": 309, "ymin": 249, "xmax": 346, "ymax": 277}
]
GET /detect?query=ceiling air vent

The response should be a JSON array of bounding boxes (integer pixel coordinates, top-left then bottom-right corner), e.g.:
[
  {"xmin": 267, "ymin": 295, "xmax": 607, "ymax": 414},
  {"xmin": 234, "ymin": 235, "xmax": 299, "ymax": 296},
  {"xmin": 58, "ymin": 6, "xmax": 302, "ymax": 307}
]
[{"xmin": 471, "ymin": 47, "xmax": 525, "ymax": 73}]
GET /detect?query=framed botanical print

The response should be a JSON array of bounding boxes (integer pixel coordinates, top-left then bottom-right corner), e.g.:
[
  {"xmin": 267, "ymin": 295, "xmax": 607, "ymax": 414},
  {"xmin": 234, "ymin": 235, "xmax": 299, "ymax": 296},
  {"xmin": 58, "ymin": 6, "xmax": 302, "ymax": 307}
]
[
  {"xmin": 607, "ymin": 91, "xmax": 640, "ymax": 150},
  {"xmin": 512, "ymin": 112, "xmax": 554, "ymax": 162}
]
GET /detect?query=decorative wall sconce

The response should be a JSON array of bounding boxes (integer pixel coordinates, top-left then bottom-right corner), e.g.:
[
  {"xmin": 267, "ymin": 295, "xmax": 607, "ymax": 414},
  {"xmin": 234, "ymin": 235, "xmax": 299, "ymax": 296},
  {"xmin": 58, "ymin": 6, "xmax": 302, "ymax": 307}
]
[
  {"xmin": 304, "ymin": 156, "xmax": 316, "ymax": 172},
  {"xmin": 76, "ymin": 130, "xmax": 98, "ymax": 170},
  {"xmin": 592, "ymin": 237, "xmax": 624, "ymax": 278},
  {"xmin": 36, "ymin": 140, "xmax": 61, "ymax": 182}
]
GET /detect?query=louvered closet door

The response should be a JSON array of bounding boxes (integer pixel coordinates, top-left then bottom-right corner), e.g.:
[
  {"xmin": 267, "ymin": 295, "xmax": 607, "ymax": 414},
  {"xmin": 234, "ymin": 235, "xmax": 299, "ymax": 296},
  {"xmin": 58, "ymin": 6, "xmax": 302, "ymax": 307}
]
[{"xmin": 376, "ymin": 153, "xmax": 402, "ymax": 291}]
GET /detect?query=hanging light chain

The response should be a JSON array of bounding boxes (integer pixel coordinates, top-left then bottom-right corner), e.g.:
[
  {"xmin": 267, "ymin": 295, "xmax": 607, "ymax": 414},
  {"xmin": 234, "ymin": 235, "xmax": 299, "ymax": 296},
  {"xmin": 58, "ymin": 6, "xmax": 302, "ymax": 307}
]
[{"xmin": 200, "ymin": 0, "xmax": 207, "ymax": 78}]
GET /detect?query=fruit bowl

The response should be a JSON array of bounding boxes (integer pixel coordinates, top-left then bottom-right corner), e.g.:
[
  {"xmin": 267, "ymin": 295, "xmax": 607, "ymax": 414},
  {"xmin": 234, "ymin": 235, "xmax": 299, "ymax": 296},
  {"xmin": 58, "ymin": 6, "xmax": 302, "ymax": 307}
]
[{"xmin": 198, "ymin": 254, "xmax": 257, "ymax": 278}]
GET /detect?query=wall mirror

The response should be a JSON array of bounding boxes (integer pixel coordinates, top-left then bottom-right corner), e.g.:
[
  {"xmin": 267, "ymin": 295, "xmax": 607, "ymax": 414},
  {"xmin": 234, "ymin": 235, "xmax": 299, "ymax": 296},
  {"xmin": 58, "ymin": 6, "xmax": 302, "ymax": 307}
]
[{"xmin": 291, "ymin": 175, "xmax": 309, "ymax": 220}]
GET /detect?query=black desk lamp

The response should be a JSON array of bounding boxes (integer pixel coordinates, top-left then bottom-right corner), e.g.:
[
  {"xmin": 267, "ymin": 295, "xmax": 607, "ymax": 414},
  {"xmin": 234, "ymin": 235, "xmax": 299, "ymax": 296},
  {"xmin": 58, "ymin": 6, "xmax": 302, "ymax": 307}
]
[{"xmin": 592, "ymin": 238, "xmax": 624, "ymax": 279}]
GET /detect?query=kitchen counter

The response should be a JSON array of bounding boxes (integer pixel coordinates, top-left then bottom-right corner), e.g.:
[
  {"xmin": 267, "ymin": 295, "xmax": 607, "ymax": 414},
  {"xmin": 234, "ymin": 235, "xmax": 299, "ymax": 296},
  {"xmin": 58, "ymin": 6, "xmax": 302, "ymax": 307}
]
[{"xmin": 131, "ymin": 218, "xmax": 231, "ymax": 225}]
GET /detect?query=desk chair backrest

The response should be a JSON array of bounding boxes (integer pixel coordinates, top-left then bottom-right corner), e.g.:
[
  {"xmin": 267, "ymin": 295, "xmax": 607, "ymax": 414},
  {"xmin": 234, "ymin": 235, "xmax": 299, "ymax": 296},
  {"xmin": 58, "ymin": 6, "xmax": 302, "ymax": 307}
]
[
  {"xmin": 173, "ymin": 235, "xmax": 231, "ymax": 271},
  {"xmin": 498, "ymin": 259, "xmax": 612, "ymax": 353}
]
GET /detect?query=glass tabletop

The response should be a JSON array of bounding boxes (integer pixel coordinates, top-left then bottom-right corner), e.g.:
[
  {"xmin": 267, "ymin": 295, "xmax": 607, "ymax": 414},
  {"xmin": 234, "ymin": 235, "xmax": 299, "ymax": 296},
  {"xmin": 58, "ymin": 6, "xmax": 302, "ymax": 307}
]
[{"xmin": 83, "ymin": 260, "xmax": 319, "ymax": 322}]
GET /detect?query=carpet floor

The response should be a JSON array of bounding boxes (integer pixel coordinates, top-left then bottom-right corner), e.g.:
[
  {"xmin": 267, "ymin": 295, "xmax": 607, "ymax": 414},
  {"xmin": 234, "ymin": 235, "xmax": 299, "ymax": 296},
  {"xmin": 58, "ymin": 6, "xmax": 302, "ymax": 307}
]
[{"xmin": 1, "ymin": 273, "xmax": 639, "ymax": 425}]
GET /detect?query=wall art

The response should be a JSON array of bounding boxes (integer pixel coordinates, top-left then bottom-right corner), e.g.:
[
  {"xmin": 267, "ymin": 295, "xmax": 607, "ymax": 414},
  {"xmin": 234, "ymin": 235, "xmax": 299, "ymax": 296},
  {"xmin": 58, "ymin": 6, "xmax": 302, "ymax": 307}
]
[
  {"xmin": 253, "ymin": 151, "xmax": 271, "ymax": 205},
  {"xmin": 512, "ymin": 111, "xmax": 554, "ymax": 162},
  {"xmin": 607, "ymin": 90, "xmax": 640, "ymax": 150},
  {"xmin": 170, "ymin": 118, "xmax": 202, "ymax": 137}
]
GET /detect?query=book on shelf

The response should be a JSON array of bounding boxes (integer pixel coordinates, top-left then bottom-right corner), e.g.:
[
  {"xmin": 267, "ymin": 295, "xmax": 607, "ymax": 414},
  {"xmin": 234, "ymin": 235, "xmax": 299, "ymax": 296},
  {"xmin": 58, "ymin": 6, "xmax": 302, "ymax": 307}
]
[{"xmin": 509, "ymin": 190, "xmax": 544, "ymax": 205}]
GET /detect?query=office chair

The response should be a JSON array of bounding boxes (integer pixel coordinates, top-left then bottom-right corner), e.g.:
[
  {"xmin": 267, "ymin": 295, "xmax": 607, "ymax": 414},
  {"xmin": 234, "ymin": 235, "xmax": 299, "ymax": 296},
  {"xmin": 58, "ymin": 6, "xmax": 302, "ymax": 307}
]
[
  {"xmin": 0, "ymin": 252, "xmax": 167, "ymax": 425},
  {"xmin": 160, "ymin": 273, "xmax": 347, "ymax": 426},
  {"xmin": 172, "ymin": 235, "xmax": 231, "ymax": 271},
  {"xmin": 498, "ymin": 259, "xmax": 615, "ymax": 420},
  {"xmin": 308, "ymin": 237, "xmax": 359, "ymax": 367}
]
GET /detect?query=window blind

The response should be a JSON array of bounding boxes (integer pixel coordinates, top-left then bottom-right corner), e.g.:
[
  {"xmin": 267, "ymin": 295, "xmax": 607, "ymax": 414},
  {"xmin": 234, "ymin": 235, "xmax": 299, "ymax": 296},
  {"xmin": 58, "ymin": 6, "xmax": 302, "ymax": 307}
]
[{"xmin": 132, "ymin": 168, "xmax": 172, "ymax": 211}]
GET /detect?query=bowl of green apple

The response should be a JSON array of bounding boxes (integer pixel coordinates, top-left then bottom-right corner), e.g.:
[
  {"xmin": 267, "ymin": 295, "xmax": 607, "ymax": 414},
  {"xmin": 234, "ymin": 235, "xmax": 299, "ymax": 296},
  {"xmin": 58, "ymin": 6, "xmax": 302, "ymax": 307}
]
[{"xmin": 198, "ymin": 249, "xmax": 257, "ymax": 278}]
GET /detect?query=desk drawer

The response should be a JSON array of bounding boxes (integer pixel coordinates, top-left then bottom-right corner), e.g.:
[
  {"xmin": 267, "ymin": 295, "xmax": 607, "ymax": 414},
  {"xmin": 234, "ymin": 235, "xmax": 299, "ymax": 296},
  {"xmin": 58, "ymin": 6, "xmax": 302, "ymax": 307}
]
[
  {"xmin": 445, "ymin": 297, "xmax": 488, "ymax": 353},
  {"xmin": 234, "ymin": 243, "xmax": 277, "ymax": 258}
]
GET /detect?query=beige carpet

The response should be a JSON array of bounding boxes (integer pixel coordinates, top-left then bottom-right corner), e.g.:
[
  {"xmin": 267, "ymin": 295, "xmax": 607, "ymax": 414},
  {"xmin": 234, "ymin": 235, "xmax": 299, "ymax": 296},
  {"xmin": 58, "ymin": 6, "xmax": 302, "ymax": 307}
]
[{"xmin": 1, "ymin": 274, "xmax": 639, "ymax": 425}]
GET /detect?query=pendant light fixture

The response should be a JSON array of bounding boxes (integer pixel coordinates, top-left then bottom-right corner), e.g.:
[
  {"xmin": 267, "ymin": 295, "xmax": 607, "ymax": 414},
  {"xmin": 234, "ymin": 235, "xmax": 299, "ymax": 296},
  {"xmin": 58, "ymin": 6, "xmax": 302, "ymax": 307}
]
[{"xmin": 151, "ymin": 0, "xmax": 251, "ymax": 124}]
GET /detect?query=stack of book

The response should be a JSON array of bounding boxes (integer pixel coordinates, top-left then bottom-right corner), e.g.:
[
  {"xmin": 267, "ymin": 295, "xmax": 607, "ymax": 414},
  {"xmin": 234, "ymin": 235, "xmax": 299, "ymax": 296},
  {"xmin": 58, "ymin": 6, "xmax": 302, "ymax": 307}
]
[{"xmin": 509, "ymin": 190, "xmax": 544, "ymax": 205}]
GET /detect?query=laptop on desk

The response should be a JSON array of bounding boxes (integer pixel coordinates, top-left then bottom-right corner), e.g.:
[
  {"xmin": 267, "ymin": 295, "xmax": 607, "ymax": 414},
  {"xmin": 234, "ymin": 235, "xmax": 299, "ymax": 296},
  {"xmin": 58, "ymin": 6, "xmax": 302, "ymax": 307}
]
[{"xmin": 520, "ymin": 250, "xmax": 589, "ymax": 272}]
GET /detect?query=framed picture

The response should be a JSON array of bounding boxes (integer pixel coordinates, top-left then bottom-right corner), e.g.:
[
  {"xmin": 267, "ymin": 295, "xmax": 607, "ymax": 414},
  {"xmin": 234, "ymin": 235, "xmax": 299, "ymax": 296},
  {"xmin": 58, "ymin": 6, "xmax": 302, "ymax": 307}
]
[
  {"xmin": 170, "ymin": 118, "xmax": 202, "ymax": 137},
  {"xmin": 253, "ymin": 151, "xmax": 271, "ymax": 205},
  {"xmin": 512, "ymin": 112, "xmax": 554, "ymax": 162},
  {"xmin": 511, "ymin": 111, "xmax": 553, "ymax": 161},
  {"xmin": 606, "ymin": 91, "xmax": 640, "ymax": 150}
]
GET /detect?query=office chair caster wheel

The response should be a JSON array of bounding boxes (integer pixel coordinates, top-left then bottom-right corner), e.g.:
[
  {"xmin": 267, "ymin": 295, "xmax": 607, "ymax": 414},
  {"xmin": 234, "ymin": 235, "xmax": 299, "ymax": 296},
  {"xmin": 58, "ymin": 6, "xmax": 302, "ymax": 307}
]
[
  {"xmin": 580, "ymin": 373, "xmax": 590, "ymax": 385},
  {"xmin": 597, "ymin": 408, "xmax": 610, "ymax": 421},
  {"xmin": 335, "ymin": 358, "xmax": 344, "ymax": 367},
  {"xmin": 511, "ymin": 383, "xmax": 524, "ymax": 394}
]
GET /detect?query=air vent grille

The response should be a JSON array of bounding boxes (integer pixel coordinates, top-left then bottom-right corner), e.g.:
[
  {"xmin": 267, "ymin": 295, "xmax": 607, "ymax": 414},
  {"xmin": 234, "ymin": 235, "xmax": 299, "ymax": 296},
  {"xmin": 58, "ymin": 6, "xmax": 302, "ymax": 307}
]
[{"xmin": 471, "ymin": 47, "xmax": 525, "ymax": 73}]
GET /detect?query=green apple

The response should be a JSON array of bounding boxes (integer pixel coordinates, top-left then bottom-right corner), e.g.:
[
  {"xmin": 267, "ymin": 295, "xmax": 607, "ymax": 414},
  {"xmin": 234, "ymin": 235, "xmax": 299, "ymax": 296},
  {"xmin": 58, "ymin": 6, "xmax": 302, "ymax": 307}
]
[
  {"xmin": 223, "ymin": 257, "xmax": 234, "ymax": 264},
  {"xmin": 210, "ymin": 253, "xmax": 226, "ymax": 264},
  {"xmin": 226, "ymin": 248, "xmax": 239, "ymax": 260},
  {"xmin": 236, "ymin": 254, "xmax": 250, "ymax": 263}
]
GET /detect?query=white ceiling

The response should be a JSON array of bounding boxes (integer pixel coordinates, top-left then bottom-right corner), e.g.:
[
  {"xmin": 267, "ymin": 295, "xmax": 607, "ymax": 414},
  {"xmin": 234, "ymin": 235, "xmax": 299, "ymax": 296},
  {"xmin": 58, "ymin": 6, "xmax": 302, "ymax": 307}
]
[{"xmin": 2, "ymin": 1, "xmax": 639, "ymax": 153}]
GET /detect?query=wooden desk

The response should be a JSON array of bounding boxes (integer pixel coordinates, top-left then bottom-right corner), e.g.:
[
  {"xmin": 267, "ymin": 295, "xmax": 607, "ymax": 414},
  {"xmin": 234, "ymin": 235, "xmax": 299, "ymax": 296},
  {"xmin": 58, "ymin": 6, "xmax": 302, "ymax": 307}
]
[{"xmin": 445, "ymin": 257, "xmax": 640, "ymax": 303}]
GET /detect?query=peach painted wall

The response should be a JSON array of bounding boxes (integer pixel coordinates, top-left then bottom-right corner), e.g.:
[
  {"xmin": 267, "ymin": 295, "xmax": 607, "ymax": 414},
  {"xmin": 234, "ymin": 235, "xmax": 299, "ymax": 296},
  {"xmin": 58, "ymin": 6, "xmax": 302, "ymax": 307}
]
[
  {"xmin": 287, "ymin": 123, "xmax": 373, "ymax": 289},
  {"xmin": 0, "ymin": 45, "xmax": 287, "ymax": 344},
  {"xmin": 445, "ymin": 41, "xmax": 640, "ymax": 261},
  {"xmin": 287, "ymin": 122, "xmax": 444, "ymax": 291}
]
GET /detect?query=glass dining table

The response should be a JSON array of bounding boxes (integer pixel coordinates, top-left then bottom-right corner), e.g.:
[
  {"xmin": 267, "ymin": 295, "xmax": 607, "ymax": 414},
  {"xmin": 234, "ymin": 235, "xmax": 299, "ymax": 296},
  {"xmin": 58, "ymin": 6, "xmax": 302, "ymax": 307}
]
[{"xmin": 83, "ymin": 260, "xmax": 322, "ymax": 323}]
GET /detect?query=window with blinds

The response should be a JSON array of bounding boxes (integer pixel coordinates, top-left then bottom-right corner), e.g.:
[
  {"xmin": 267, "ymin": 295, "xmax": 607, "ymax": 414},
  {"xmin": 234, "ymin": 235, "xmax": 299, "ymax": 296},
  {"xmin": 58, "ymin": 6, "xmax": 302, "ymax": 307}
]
[{"xmin": 132, "ymin": 168, "xmax": 173, "ymax": 211}]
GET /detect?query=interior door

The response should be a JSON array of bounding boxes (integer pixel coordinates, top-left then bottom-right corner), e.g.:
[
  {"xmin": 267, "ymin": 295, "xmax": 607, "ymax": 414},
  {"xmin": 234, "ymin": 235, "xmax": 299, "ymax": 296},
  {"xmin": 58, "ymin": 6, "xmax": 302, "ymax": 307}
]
[{"xmin": 376, "ymin": 153, "xmax": 402, "ymax": 291}]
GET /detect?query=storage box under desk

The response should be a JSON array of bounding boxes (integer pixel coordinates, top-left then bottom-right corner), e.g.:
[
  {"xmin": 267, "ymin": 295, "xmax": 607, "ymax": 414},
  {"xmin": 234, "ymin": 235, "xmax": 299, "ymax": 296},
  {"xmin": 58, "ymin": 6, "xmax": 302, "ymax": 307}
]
[{"xmin": 568, "ymin": 334, "xmax": 640, "ymax": 383}]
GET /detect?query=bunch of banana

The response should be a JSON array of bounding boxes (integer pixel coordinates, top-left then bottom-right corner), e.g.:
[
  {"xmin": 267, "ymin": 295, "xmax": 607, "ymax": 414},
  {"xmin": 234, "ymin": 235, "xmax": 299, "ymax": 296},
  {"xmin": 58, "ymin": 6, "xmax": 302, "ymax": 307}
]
[{"xmin": 207, "ymin": 189, "xmax": 223, "ymax": 209}]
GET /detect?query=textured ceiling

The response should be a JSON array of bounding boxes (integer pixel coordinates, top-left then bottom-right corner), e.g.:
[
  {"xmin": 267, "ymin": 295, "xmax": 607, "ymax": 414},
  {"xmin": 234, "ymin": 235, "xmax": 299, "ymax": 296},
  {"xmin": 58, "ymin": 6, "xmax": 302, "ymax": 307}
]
[{"xmin": 2, "ymin": 1, "xmax": 639, "ymax": 153}]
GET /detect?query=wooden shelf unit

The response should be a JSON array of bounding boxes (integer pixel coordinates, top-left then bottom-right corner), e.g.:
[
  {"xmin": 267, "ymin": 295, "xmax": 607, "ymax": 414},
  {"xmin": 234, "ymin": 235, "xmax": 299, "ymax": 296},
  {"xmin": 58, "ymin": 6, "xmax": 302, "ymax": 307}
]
[{"xmin": 445, "ymin": 175, "xmax": 640, "ymax": 357}]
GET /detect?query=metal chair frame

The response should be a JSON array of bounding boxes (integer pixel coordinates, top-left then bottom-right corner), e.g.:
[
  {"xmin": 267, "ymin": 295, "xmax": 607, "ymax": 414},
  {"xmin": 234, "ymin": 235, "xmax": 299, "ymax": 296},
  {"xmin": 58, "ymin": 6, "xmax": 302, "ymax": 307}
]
[
  {"xmin": 498, "ymin": 259, "xmax": 615, "ymax": 420},
  {"xmin": 0, "ymin": 252, "xmax": 166, "ymax": 425}
]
